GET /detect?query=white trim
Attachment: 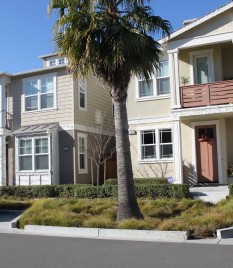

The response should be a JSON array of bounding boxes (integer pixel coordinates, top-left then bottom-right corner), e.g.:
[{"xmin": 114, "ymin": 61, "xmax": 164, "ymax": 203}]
[
  {"xmin": 59, "ymin": 123, "xmax": 115, "ymax": 136},
  {"xmin": 22, "ymin": 73, "xmax": 57, "ymax": 113},
  {"xmin": 189, "ymin": 49, "xmax": 215, "ymax": 84},
  {"xmin": 16, "ymin": 135, "xmax": 51, "ymax": 173},
  {"xmin": 77, "ymin": 133, "xmax": 88, "ymax": 174},
  {"xmin": 137, "ymin": 126, "xmax": 174, "ymax": 163},
  {"xmin": 171, "ymin": 104, "xmax": 233, "ymax": 119},
  {"xmin": 190, "ymin": 120, "xmax": 223, "ymax": 184},
  {"xmin": 167, "ymin": 32, "xmax": 233, "ymax": 51},
  {"xmin": 78, "ymin": 78, "xmax": 87, "ymax": 111}
]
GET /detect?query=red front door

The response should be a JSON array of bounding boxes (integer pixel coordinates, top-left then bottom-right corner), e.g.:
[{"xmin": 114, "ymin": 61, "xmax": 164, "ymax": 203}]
[{"xmin": 195, "ymin": 125, "xmax": 218, "ymax": 183}]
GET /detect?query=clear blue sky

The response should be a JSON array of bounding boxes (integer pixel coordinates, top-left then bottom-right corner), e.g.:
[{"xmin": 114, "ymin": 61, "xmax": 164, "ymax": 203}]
[{"xmin": 0, "ymin": 0, "xmax": 230, "ymax": 73}]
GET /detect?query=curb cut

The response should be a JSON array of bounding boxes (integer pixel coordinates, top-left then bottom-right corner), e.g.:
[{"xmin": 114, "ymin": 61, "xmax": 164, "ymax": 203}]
[{"xmin": 24, "ymin": 225, "xmax": 187, "ymax": 242}]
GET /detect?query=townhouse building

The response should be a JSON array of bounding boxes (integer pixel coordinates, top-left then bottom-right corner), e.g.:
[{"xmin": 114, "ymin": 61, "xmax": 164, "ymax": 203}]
[
  {"xmin": 0, "ymin": 54, "xmax": 115, "ymax": 186},
  {"xmin": 128, "ymin": 1, "xmax": 233, "ymax": 185}
]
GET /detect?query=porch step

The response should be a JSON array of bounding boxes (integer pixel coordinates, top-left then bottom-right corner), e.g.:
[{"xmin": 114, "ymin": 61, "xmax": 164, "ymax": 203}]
[{"xmin": 189, "ymin": 185, "xmax": 229, "ymax": 204}]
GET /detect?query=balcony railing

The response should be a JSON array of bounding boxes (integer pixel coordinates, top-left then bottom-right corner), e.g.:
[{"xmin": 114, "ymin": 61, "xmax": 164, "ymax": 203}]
[{"xmin": 180, "ymin": 80, "xmax": 233, "ymax": 108}]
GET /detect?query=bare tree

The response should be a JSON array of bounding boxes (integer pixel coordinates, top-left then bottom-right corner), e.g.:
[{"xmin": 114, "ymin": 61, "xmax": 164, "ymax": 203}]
[{"xmin": 86, "ymin": 115, "xmax": 115, "ymax": 185}]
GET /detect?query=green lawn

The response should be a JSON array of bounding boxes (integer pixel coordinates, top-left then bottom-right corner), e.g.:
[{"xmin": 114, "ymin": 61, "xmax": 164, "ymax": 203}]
[{"xmin": 10, "ymin": 197, "xmax": 233, "ymax": 239}]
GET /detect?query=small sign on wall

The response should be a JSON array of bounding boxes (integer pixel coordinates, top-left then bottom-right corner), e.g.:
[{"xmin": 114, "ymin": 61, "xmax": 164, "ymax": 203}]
[{"xmin": 63, "ymin": 145, "xmax": 70, "ymax": 151}]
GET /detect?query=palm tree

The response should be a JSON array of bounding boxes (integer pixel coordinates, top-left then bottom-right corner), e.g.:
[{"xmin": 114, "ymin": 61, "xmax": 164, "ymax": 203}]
[{"xmin": 49, "ymin": 0, "xmax": 172, "ymax": 220}]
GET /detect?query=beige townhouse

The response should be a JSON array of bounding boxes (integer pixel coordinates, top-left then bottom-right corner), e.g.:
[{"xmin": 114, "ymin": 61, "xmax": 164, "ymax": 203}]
[
  {"xmin": 128, "ymin": 1, "xmax": 233, "ymax": 185},
  {"xmin": 0, "ymin": 54, "xmax": 115, "ymax": 186}
]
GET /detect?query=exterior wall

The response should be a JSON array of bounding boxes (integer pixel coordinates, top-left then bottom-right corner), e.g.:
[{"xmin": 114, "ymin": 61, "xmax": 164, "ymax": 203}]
[
  {"xmin": 74, "ymin": 75, "xmax": 113, "ymax": 128},
  {"xmin": 226, "ymin": 118, "xmax": 233, "ymax": 168},
  {"xmin": 178, "ymin": 44, "xmax": 223, "ymax": 86},
  {"xmin": 59, "ymin": 130, "xmax": 75, "ymax": 184},
  {"xmin": 8, "ymin": 68, "xmax": 74, "ymax": 130},
  {"xmin": 172, "ymin": 9, "xmax": 233, "ymax": 41},
  {"xmin": 128, "ymin": 121, "xmax": 174, "ymax": 180},
  {"xmin": 222, "ymin": 44, "xmax": 233, "ymax": 79},
  {"xmin": 7, "ymin": 136, "xmax": 15, "ymax": 185},
  {"xmin": 181, "ymin": 117, "xmax": 228, "ymax": 184},
  {"xmin": 127, "ymin": 76, "xmax": 171, "ymax": 119}
]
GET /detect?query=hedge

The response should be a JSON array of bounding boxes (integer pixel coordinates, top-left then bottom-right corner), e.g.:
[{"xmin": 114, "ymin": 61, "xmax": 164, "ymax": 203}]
[
  {"xmin": 0, "ymin": 184, "xmax": 190, "ymax": 199},
  {"xmin": 105, "ymin": 178, "xmax": 168, "ymax": 186}
]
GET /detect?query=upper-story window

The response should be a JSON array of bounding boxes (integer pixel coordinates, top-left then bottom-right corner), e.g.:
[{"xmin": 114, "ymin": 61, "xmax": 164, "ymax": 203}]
[
  {"xmin": 157, "ymin": 61, "xmax": 170, "ymax": 95},
  {"xmin": 137, "ymin": 60, "xmax": 170, "ymax": 99},
  {"xmin": 23, "ymin": 74, "xmax": 56, "ymax": 112},
  {"xmin": 47, "ymin": 57, "xmax": 67, "ymax": 67},
  {"xmin": 49, "ymin": 60, "xmax": 56, "ymax": 67},
  {"xmin": 78, "ymin": 79, "xmax": 87, "ymax": 110}
]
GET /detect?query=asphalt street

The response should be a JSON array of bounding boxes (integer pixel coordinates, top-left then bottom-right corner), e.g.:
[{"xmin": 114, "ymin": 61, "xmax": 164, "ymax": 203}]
[{"xmin": 0, "ymin": 233, "xmax": 232, "ymax": 268}]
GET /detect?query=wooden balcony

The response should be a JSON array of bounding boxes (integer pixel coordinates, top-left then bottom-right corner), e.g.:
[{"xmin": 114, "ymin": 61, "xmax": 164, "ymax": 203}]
[{"xmin": 180, "ymin": 80, "xmax": 233, "ymax": 108}]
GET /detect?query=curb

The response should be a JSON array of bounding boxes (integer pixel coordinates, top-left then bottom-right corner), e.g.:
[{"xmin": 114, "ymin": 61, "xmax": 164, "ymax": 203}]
[{"xmin": 24, "ymin": 225, "xmax": 187, "ymax": 242}]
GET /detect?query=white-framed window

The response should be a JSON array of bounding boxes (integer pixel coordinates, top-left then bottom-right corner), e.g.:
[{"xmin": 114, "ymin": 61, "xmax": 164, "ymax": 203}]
[
  {"xmin": 140, "ymin": 128, "xmax": 173, "ymax": 161},
  {"xmin": 137, "ymin": 60, "xmax": 170, "ymax": 100},
  {"xmin": 159, "ymin": 129, "xmax": 173, "ymax": 159},
  {"xmin": 47, "ymin": 57, "xmax": 67, "ymax": 67},
  {"xmin": 49, "ymin": 60, "xmax": 56, "ymax": 67},
  {"xmin": 18, "ymin": 137, "xmax": 50, "ymax": 171},
  {"xmin": 78, "ymin": 133, "xmax": 88, "ymax": 173},
  {"xmin": 141, "ymin": 130, "xmax": 156, "ymax": 159},
  {"xmin": 23, "ymin": 74, "xmax": 56, "ymax": 112},
  {"xmin": 78, "ymin": 79, "xmax": 87, "ymax": 110},
  {"xmin": 157, "ymin": 61, "xmax": 170, "ymax": 95}
]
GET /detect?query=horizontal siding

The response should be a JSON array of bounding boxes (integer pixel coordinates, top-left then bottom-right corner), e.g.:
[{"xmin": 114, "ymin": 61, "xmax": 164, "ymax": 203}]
[
  {"xmin": 75, "ymin": 75, "xmax": 113, "ymax": 129},
  {"xmin": 9, "ymin": 68, "xmax": 74, "ymax": 129}
]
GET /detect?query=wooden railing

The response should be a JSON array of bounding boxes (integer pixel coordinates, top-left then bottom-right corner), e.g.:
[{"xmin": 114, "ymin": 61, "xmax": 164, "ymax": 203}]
[{"xmin": 180, "ymin": 80, "xmax": 233, "ymax": 108}]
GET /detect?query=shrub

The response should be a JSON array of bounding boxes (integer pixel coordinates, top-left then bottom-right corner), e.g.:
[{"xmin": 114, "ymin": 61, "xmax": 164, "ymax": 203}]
[
  {"xmin": 105, "ymin": 178, "xmax": 168, "ymax": 186},
  {"xmin": 0, "ymin": 183, "xmax": 190, "ymax": 199}
]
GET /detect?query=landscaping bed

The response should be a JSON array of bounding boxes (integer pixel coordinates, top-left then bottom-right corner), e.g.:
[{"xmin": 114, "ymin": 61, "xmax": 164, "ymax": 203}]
[{"xmin": 17, "ymin": 197, "xmax": 233, "ymax": 239}]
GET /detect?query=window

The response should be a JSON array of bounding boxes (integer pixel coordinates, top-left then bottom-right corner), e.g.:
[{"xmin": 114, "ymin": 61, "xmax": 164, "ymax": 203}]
[
  {"xmin": 138, "ymin": 74, "xmax": 153, "ymax": 98},
  {"xmin": 58, "ymin": 58, "xmax": 65, "ymax": 65},
  {"xmin": 78, "ymin": 134, "xmax": 88, "ymax": 173},
  {"xmin": 141, "ymin": 130, "xmax": 156, "ymax": 159},
  {"xmin": 140, "ymin": 128, "xmax": 173, "ymax": 161},
  {"xmin": 78, "ymin": 79, "xmax": 87, "ymax": 110},
  {"xmin": 137, "ymin": 60, "xmax": 170, "ymax": 99},
  {"xmin": 35, "ymin": 138, "xmax": 49, "ymax": 170},
  {"xmin": 18, "ymin": 137, "xmax": 49, "ymax": 171},
  {"xmin": 19, "ymin": 139, "xmax": 32, "ymax": 170},
  {"xmin": 23, "ymin": 75, "xmax": 56, "ymax": 112},
  {"xmin": 157, "ymin": 61, "xmax": 170, "ymax": 95},
  {"xmin": 49, "ymin": 60, "xmax": 56, "ymax": 67},
  {"xmin": 159, "ymin": 129, "xmax": 173, "ymax": 158}
]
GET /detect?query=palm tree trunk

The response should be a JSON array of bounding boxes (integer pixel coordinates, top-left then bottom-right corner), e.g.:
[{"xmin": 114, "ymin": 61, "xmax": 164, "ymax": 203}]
[{"xmin": 114, "ymin": 98, "xmax": 143, "ymax": 220}]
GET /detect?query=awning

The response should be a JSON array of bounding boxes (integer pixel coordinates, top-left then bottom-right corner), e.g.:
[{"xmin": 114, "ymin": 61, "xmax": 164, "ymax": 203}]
[{"xmin": 12, "ymin": 123, "xmax": 59, "ymax": 136}]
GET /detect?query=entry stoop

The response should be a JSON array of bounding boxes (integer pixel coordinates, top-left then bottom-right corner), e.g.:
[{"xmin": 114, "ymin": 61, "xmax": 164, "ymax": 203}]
[{"xmin": 189, "ymin": 185, "xmax": 229, "ymax": 204}]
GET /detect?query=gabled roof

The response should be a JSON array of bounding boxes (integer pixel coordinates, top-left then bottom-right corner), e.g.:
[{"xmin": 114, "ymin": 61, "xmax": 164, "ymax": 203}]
[{"xmin": 159, "ymin": 1, "xmax": 233, "ymax": 44}]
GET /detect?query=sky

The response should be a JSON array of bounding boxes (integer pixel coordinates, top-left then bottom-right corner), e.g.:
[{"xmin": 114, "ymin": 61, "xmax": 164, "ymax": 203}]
[{"xmin": 0, "ymin": 0, "xmax": 230, "ymax": 73}]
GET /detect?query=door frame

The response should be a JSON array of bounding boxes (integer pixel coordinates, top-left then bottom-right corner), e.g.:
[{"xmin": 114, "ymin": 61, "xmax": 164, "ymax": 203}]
[{"xmin": 191, "ymin": 120, "xmax": 223, "ymax": 184}]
